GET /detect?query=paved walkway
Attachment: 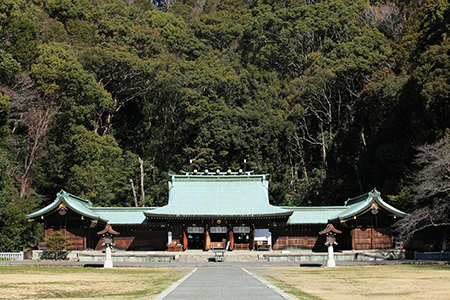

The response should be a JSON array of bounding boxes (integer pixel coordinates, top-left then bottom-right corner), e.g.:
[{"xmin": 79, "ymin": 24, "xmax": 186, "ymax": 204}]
[{"xmin": 155, "ymin": 267, "xmax": 294, "ymax": 300}]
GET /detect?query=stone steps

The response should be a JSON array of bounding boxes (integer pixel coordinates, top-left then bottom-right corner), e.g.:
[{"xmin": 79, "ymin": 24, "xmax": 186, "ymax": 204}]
[{"xmin": 176, "ymin": 252, "xmax": 264, "ymax": 262}]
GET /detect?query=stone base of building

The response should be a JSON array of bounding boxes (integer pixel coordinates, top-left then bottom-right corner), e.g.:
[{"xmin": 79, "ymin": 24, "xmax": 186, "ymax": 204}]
[{"xmin": 31, "ymin": 249, "xmax": 405, "ymax": 263}]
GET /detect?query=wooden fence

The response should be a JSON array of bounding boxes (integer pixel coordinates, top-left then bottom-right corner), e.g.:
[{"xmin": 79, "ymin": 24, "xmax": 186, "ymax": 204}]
[
  {"xmin": 0, "ymin": 251, "xmax": 24, "ymax": 261},
  {"xmin": 414, "ymin": 251, "xmax": 450, "ymax": 261}
]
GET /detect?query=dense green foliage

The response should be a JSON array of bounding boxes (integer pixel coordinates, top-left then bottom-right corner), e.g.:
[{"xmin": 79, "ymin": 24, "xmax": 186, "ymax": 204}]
[
  {"xmin": 1, "ymin": 0, "xmax": 450, "ymax": 249},
  {"xmin": 44, "ymin": 230, "xmax": 73, "ymax": 260}
]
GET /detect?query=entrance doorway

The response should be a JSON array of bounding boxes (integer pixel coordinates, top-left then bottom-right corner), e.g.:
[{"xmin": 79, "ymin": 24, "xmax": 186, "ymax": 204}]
[
  {"xmin": 233, "ymin": 226, "xmax": 251, "ymax": 250},
  {"xmin": 187, "ymin": 226, "xmax": 205, "ymax": 250},
  {"xmin": 234, "ymin": 233, "xmax": 250, "ymax": 244},
  {"xmin": 187, "ymin": 234, "xmax": 204, "ymax": 249},
  {"xmin": 210, "ymin": 233, "xmax": 227, "ymax": 243},
  {"xmin": 210, "ymin": 227, "xmax": 228, "ymax": 249}
]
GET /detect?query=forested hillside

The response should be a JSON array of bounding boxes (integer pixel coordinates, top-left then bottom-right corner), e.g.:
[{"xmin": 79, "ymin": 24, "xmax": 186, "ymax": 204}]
[{"xmin": 1, "ymin": 0, "xmax": 450, "ymax": 250}]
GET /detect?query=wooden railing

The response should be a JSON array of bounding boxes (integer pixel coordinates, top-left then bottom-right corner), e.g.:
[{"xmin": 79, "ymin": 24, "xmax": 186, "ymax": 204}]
[
  {"xmin": 414, "ymin": 251, "xmax": 450, "ymax": 260},
  {"xmin": 0, "ymin": 251, "xmax": 24, "ymax": 261}
]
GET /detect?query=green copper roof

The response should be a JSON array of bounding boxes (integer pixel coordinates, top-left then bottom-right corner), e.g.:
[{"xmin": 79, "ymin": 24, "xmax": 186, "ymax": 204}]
[
  {"xmin": 329, "ymin": 190, "xmax": 408, "ymax": 222},
  {"xmin": 26, "ymin": 190, "xmax": 155, "ymax": 225},
  {"xmin": 92, "ymin": 207, "xmax": 154, "ymax": 225},
  {"xmin": 26, "ymin": 183, "xmax": 406, "ymax": 226},
  {"xmin": 285, "ymin": 206, "xmax": 347, "ymax": 224},
  {"xmin": 26, "ymin": 190, "xmax": 108, "ymax": 222},
  {"xmin": 145, "ymin": 174, "xmax": 293, "ymax": 219}
]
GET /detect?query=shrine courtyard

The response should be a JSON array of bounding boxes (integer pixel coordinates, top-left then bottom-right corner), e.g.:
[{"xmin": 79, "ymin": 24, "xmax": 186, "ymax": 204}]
[{"xmin": 0, "ymin": 264, "xmax": 449, "ymax": 299}]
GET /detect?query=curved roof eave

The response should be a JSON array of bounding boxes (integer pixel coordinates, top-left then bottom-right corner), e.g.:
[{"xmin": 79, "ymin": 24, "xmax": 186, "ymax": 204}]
[
  {"xmin": 26, "ymin": 199, "xmax": 61, "ymax": 220},
  {"xmin": 329, "ymin": 190, "xmax": 408, "ymax": 223},
  {"xmin": 59, "ymin": 196, "xmax": 108, "ymax": 222},
  {"xmin": 26, "ymin": 191, "xmax": 108, "ymax": 223},
  {"xmin": 144, "ymin": 211, "xmax": 293, "ymax": 219}
]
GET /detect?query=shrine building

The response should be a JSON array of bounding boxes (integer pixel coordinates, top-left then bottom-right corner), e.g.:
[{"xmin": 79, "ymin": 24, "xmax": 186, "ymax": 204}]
[{"xmin": 26, "ymin": 171, "xmax": 407, "ymax": 252}]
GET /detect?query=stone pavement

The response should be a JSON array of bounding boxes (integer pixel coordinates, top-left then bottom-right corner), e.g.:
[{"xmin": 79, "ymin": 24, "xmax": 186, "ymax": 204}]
[{"xmin": 154, "ymin": 267, "xmax": 294, "ymax": 300}]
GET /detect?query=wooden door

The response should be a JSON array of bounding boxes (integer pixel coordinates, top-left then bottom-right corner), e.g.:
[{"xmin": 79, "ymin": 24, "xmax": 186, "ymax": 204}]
[{"xmin": 352, "ymin": 227, "xmax": 393, "ymax": 250}]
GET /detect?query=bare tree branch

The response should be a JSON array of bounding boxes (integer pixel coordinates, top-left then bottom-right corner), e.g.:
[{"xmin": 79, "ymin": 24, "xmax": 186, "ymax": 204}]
[
  {"xmin": 1, "ymin": 73, "xmax": 55, "ymax": 197},
  {"xmin": 411, "ymin": 139, "xmax": 450, "ymax": 200},
  {"xmin": 394, "ymin": 200, "xmax": 450, "ymax": 244},
  {"xmin": 130, "ymin": 179, "xmax": 138, "ymax": 207},
  {"xmin": 138, "ymin": 157, "xmax": 145, "ymax": 207},
  {"xmin": 394, "ymin": 138, "xmax": 450, "ymax": 244},
  {"xmin": 362, "ymin": 3, "xmax": 405, "ymax": 41},
  {"xmin": 18, "ymin": 102, "xmax": 54, "ymax": 197}
]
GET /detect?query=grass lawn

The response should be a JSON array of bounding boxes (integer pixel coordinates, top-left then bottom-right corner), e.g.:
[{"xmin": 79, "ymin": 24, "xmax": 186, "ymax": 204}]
[
  {"xmin": 0, "ymin": 266, "xmax": 189, "ymax": 299},
  {"xmin": 251, "ymin": 264, "xmax": 450, "ymax": 300},
  {"xmin": 1, "ymin": 264, "xmax": 449, "ymax": 299}
]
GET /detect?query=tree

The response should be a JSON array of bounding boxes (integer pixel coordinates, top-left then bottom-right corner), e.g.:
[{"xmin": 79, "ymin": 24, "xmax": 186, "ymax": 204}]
[
  {"xmin": 0, "ymin": 91, "xmax": 43, "ymax": 252},
  {"xmin": 1, "ymin": 14, "xmax": 40, "ymax": 69},
  {"xmin": 411, "ymin": 39, "xmax": 450, "ymax": 134},
  {"xmin": 17, "ymin": 97, "xmax": 54, "ymax": 198},
  {"xmin": 0, "ymin": 73, "xmax": 55, "ymax": 198},
  {"xmin": 0, "ymin": 93, "xmax": 10, "ymax": 147},
  {"xmin": 43, "ymin": 0, "xmax": 93, "ymax": 24},
  {"xmin": 394, "ymin": 138, "xmax": 450, "ymax": 245},
  {"xmin": 63, "ymin": 126, "xmax": 133, "ymax": 207},
  {"xmin": 44, "ymin": 231, "xmax": 73, "ymax": 260},
  {"xmin": 31, "ymin": 42, "xmax": 115, "ymax": 135},
  {"xmin": 0, "ymin": 50, "xmax": 21, "ymax": 84},
  {"xmin": 362, "ymin": 3, "xmax": 405, "ymax": 41}
]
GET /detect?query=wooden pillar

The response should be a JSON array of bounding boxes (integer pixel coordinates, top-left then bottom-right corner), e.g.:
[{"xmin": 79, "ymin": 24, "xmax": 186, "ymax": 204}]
[
  {"xmin": 250, "ymin": 228, "xmax": 254, "ymax": 250},
  {"xmin": 390, "ymin": 229, "xmax": 394, "ymax": 248},
  {"xmin": 182, "ymin": 230, "xmax": 188, "ymax": 250},
  {"xmin": 204, "ymin": 230, "xmax": 211, "ymax": 250},
  {"xmin": 371, "ymin": 227, "xmax": 375, "ymax": 249},
  {"xmin": 351, "ymin": 228, "xmax": 355, "ymax": 250},
  {"xmin": 229, "ymin": 230, "xmax": 234, "ymax": 250}
]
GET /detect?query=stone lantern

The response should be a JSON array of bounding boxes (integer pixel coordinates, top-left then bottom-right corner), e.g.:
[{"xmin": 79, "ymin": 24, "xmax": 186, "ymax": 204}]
[
  {"xmin": 319, "ymin": 224, "xmax": 342, "ymax": 268},
  {"xmin": 97, "ymin": 225, "xmax": 119, "ymax": 269}
]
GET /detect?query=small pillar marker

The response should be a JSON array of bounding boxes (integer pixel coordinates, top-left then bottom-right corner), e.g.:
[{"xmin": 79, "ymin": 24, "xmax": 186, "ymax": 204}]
[
  {"xmin": 319, "ymin": 224, "xmax": 342, "ymax": 268},
  {"xmin": 97, "ymin": 225, "xmax": 120, "ymax": 269}
]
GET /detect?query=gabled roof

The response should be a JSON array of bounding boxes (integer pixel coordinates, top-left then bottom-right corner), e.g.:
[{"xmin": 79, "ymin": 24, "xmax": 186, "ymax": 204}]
[
  {"xmin": 26, "ymin": 185, "xmax": 407, "ymax": 226},
  {"xmin": 26, "ymin": 190, "xmax": 108, "ymax": 222},
  {"xmin": 145, "ymin": 174, "xmax": 293, "ymax": 219},
  {"xmin": 26, "ymin": 190, "xmax": 156, "ymax": 225},
  {"xmin": 329, "ymin": 189, "xmax": 408, "ymax": 223}
]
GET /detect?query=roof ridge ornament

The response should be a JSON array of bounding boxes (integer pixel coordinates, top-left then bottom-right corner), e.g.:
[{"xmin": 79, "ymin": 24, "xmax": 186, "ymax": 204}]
[{"xmin": 182, "ymin": 170, "xmax": 255, "ymax": 176}]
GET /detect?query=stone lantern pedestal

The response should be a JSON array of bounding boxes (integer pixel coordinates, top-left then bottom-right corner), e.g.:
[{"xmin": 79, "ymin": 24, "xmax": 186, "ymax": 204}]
[
  {"xmin": 97, "ymin": 225, "xmax": 120, "ymax": 269},
  {"xmin": 319, "ymin": 224, "xmax": 342, "ymax": 268},
  {"xmin": 326, "ymin": 242, "xmax": 336, "ymax": 267}
]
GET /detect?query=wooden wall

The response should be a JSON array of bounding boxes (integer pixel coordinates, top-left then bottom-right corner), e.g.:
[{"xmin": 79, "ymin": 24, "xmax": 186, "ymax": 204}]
[
  {"xmin": 41, "ymin": 213, "xmax": 396, "ymax": 251},
  {"xmin": 352, "ymin": 227, "xmax": 393, "ymax": 250},
  {"xmin": 45, "ymin": 227, "xmax": 87, "ymax": 250},
  {"xmin": 271, "ymin": 226, "xmax": 325, "ymax": 251},
  {"xmin": 94, "ymin": 227, "xmax": 167, "ymax": 251},
  {"xmin": 45, "ymin": 225, "xmax": 168, "ymax": 251},
  {"xmin": 44, "ymin": 226, "xmax": 393, "ymax": 251}
]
